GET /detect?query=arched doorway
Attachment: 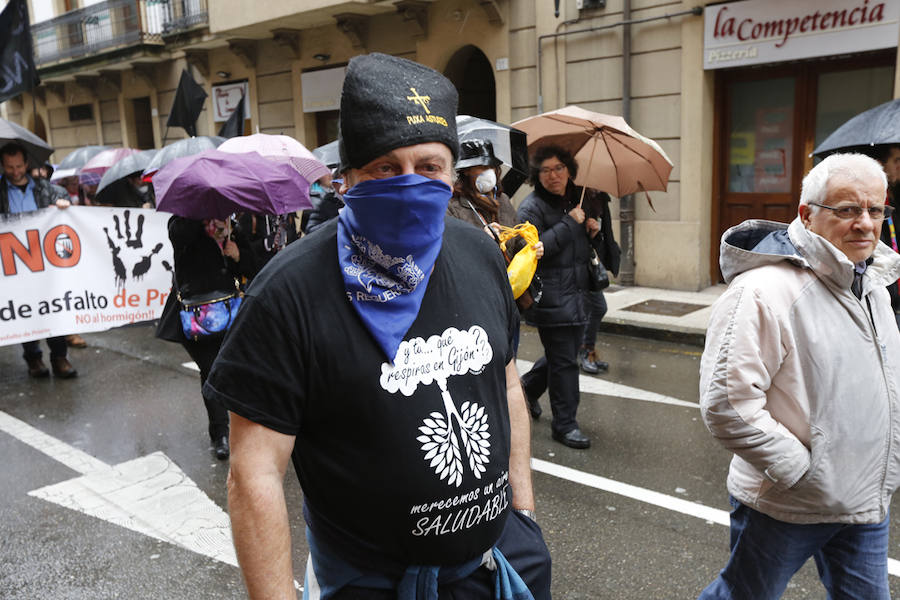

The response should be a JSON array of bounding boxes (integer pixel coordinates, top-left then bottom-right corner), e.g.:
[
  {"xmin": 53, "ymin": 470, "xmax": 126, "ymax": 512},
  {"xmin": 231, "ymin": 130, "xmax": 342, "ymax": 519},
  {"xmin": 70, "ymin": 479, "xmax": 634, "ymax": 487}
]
[{"xmin": 444, "ymin": 45, "xmax": 495, "ymax": 121}]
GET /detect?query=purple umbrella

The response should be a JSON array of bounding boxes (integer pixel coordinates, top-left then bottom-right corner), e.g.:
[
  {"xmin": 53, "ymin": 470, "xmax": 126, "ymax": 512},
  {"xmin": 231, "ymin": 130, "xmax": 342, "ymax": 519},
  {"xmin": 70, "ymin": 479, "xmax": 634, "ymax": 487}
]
[{"xmin": 153, "ymin": 149, "xmax": 312, "ymax": 219}]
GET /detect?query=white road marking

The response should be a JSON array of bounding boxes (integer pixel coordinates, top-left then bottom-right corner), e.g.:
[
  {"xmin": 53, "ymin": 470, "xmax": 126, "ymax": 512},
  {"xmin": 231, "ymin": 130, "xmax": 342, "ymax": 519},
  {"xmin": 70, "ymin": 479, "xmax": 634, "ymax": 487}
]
[
  {"xmin": 516, "ymin": 359, "xmax": 698, "ymax": 409},
  {"xmin": 0, "ymin": 410, "xmax": 237, "ymax": 568},
  {"xmin": 531, "ymin": 458, "xmax": 900, "ymax": 577},
  {"xmin": 181, "ymin": 361, "xmax": 200, "ymax": 372}
]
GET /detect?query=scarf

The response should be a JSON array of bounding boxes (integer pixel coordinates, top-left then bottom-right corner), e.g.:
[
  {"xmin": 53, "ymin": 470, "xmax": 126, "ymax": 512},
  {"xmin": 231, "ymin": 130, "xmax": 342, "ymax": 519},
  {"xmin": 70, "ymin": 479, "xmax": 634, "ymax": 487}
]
[{"xmin": 337, "ymin": 174, "xmax": 451, "ymax": 362}]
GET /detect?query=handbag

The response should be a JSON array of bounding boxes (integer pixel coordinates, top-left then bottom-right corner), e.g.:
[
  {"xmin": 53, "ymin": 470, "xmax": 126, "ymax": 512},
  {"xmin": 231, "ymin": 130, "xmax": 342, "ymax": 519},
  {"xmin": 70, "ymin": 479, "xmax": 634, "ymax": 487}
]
[
  {"xmin": 177, "ymin": 279, "xmax": 243, "ymax": 341},
  {"xmin": 588, "ymin": 248, "xmax": 610, "ymax": 291}
]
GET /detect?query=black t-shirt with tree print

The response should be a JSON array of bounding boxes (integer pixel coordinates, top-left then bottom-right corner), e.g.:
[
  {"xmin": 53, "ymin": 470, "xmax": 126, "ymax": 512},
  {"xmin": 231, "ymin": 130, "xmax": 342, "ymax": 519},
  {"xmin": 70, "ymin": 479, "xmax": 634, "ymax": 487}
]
[{"xmin": 205, "ymin": 217, "xmax": 519, "ymax": 573}]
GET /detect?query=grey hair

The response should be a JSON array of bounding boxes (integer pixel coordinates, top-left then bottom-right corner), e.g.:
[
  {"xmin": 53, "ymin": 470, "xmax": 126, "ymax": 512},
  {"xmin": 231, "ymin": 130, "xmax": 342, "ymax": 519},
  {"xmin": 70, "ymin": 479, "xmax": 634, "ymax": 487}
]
[{"xmin": 800, "ymin": 153, "xmax": 887, "ymax": 211}]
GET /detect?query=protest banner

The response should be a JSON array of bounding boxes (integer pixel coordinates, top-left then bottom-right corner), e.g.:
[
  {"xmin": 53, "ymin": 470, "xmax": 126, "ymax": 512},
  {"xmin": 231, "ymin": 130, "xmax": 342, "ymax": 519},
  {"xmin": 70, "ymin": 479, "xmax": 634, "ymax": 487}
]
[{"xmin": 0, "ymin": 206, "xmax": 173, "ymax": 346}]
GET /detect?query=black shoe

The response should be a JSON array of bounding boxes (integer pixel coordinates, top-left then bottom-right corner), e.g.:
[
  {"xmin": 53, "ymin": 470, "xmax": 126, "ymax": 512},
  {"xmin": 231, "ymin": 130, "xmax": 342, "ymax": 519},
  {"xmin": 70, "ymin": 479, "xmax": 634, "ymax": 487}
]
[
  {"xmin": 213, "ymin": 436, "xmax": 230, "ymax": 460},
  {"xmin": 578, "ymin": 348, "xmax": 599, "ymax": 374},
  {"xmin": 525, "ymin": 393, "xmax": 542, "ymax": 420},
  {"xmin": 552, "ymin": 428, "xmax": 591, "ymax": 449},
  {"xmin": 578, "ymin": 348, "xmax": 609, "ymax": 375}
]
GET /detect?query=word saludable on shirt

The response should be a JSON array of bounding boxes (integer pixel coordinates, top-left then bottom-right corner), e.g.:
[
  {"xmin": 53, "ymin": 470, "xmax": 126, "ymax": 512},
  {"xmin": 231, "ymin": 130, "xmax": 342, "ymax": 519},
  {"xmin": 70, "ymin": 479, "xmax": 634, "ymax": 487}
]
[{"xmin": 409, "ymin": 471, "xmax": 510, "ymax": 538}]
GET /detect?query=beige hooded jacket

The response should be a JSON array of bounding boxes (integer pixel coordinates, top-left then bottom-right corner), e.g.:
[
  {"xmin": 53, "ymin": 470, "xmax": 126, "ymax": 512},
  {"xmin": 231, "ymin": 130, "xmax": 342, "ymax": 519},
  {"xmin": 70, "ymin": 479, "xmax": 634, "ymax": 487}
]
[{"xmin": 701, "ymin": 217, "xmax": 900, "ymax": 524}]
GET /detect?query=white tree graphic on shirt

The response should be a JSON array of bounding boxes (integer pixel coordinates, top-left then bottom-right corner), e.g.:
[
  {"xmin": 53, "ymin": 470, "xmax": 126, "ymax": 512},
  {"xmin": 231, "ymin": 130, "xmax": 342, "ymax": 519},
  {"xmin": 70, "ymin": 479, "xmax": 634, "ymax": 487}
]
[
  {"xmin": 380, "ymin": 326, "xmax": 494, "ymax": 487},
  {"xmin": 417, "ymin": 380, "xmax": 491, "ymax": 487}
]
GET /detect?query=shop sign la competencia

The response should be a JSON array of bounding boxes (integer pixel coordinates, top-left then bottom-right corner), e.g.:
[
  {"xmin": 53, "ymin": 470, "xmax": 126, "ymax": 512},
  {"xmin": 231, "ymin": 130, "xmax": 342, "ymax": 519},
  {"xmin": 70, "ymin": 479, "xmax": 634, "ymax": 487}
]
[{"xmin": 703, "ymin": 0, "xmax": 900, "ymax": 70}]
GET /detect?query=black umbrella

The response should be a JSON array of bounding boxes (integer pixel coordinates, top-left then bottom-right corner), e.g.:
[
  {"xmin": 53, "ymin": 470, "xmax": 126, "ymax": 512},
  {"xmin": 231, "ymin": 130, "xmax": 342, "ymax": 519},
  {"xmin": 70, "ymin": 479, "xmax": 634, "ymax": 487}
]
[
  {"xmin": 52, "ymin": 145, "xmax": 112, "ymax": 181},
  {"xmin": 96, "ymin": 149, "xmax": 158, "ymax": 196},
  {"xmin": 814, "ymin": 98, "xmax": 900, "ymax": 158},
  {"xmin": 0, "ymin": 117, "xmax": 54, "ymax": 165},
  {"xmin": 312, "ymin": 139, "xmax": 340, "ymax": 170},
  {"xmin": 143, "ymin": 136, "xmax": 225, "ymax": 178},
  {"xmin": 456, "ymin": 115, "xmax": 529, "ymax": 196}
]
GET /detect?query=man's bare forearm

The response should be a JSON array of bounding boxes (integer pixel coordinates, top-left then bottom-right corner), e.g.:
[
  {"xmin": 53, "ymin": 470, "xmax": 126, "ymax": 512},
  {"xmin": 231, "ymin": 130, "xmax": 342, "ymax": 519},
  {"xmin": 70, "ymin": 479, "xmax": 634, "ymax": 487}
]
[
  {"xmin": 506, "ymin": 360, "xmax": 535, "ymax": 511},
  {"xmin": 227, "ymin": 413, "xmax": 297, "ymax": 599}
]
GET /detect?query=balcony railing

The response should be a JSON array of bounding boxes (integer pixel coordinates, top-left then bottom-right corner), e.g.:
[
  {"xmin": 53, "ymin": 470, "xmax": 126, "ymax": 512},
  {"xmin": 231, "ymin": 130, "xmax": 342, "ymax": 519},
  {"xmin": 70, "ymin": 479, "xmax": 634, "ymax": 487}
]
[
  {"xmin": 30, "ymin": 0, "xmax": 208, "ymax": 67},
  {"xmin": 161, "ymin": 0, "xmax": 209, "ymax": 35}
]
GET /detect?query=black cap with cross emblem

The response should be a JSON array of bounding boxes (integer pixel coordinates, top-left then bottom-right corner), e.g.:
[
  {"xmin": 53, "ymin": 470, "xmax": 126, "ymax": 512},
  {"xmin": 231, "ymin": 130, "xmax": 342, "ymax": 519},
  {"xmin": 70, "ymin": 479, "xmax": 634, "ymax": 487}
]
[{"xmin": 338, "ymin": 52, "xmax": 459, "ymax": 172}]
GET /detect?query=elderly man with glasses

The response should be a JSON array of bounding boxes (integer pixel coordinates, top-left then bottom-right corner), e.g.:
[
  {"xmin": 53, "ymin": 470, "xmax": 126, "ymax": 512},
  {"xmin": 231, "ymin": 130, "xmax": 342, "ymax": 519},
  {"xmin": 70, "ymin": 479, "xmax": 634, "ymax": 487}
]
[{"xmin": 697, "ymin": 153, "xmax": 900, "ymax": 599}]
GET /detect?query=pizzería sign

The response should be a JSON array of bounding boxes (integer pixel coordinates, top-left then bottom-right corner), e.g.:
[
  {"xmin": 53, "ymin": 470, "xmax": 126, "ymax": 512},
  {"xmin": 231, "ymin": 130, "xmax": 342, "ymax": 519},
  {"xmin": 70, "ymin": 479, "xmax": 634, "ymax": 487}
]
[
  {"xmin": 703, "ymin": 0, "xmax": 900, "ymax": 70},
  {"xmin": 0, "ymin": 206, "xmax": 173, "ymax": 345}
]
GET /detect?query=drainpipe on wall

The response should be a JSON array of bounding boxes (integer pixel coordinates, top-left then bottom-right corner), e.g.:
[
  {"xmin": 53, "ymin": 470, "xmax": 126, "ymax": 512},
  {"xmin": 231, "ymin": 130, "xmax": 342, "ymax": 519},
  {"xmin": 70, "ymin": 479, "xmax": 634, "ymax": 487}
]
[
  {"xmin": 535, "ymin": 5, "xmax": 703, "ymax": 285},
  {"xmin": 619, "ymin": 0, "xmax": 635, "ymax": 285}
]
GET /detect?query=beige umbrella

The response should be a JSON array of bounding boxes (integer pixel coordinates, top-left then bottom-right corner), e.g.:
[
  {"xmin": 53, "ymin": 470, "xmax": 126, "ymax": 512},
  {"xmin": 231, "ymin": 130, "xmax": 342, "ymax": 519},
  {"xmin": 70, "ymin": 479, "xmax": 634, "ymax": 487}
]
[{"xmin": 512, "ymin": 105, "xmax": 673, "ymax": 200}]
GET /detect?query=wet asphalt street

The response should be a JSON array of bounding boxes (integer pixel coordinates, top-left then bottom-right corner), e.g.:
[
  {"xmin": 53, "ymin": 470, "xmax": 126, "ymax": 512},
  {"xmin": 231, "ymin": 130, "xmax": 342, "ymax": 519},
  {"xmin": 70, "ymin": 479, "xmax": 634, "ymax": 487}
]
[{"xmin": 3, "ymin": 323, "xmax": 900, "ymax": 599}]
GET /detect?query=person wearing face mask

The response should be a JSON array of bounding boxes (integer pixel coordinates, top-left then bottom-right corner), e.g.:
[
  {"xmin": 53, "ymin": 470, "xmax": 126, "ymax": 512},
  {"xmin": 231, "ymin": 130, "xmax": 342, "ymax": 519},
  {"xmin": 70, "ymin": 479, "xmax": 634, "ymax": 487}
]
[
  {"xmin": 155, "ymin": 215, "xmax": 257, "ymax": 460},
  {"xmin": 205, "ymin": 53, "xmax": 550, "ymax": 600},
  {"xmin": 447, "ymin": 139, "xmax": 516, "ymax": 229}
]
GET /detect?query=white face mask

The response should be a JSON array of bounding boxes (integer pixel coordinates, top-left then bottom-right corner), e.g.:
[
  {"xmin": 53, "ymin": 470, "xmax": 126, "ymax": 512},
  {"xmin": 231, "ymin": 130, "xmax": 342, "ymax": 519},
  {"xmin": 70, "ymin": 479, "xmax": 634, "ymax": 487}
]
[
  {"xmin": 137, "ymin": 185, "xmax": 149, "ymax": 195},
  {"xmin": 474, "ymin": 169, "xmax": 497, "ymax": 194}
]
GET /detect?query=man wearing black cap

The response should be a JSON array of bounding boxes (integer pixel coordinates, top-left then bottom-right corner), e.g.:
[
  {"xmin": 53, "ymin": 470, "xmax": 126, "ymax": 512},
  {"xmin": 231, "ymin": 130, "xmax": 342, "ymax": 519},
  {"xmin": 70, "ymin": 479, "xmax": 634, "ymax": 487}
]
[{"xmin": 205, "ymin": 53, "xmax": 551, "ymax": 599}]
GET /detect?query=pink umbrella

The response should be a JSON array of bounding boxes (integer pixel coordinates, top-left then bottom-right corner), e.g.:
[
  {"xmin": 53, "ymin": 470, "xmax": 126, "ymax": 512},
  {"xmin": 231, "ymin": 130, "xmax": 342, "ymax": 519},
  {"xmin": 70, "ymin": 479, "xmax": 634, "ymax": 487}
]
[
  {"xmin": 79, "ymin": 148, "xmax": 139, "ymax": 184},
  {"xmin": 218, "ymin": 133, "xmax": 330, "ymax": 184}
]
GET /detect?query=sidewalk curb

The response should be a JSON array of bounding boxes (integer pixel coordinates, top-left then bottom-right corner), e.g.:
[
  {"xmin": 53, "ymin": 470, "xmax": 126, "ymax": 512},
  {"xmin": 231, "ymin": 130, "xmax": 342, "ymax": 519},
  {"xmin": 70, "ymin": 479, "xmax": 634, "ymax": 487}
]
[{"xmin": 599, "ymin": 321, "xmax": 707, "ymax": 347}]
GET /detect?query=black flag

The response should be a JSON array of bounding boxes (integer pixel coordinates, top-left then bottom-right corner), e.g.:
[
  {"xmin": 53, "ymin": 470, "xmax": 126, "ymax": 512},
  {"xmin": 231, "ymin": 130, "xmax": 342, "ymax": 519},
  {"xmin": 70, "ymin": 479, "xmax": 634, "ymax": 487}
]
[
  {"xmin": 0, "ymin": 0, "xmax": 40, "ymax": 104},
  {"xmin": 167, "ymin": 69, "xmax": 207, "ymax": 137},
  {"xmin": 217, "ymin": 94, "xmax": 245, "ymax": 139}
]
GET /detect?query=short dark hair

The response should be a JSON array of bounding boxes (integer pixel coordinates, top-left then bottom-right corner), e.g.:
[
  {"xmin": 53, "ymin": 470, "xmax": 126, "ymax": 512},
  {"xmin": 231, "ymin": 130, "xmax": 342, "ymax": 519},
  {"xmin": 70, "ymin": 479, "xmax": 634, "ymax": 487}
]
[
  {"xmin": 529, "ymin": 144, "xmax": 577, "ymax": 193},
  {"xmin": 874, "ymin": 144, "xmax": 900, "ymax": 164},
  {"xmin": 0, "ymin": 142, "xmax": 27, "ymax": 163}
]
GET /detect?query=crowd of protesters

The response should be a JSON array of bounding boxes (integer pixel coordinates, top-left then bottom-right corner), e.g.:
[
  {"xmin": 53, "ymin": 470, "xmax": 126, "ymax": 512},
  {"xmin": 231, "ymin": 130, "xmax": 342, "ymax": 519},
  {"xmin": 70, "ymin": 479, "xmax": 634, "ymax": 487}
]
[{"xmin": 7, "ymin": 51, "xmax": 900, "ymax": 600}]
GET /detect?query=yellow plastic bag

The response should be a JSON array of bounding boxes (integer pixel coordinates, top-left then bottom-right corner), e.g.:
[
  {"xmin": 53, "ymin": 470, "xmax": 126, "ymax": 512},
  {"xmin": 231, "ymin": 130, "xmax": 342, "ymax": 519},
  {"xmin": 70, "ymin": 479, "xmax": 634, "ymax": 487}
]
[{"xmin": 497, "ymin": 222, "xmax": 539, "ymax": 299}]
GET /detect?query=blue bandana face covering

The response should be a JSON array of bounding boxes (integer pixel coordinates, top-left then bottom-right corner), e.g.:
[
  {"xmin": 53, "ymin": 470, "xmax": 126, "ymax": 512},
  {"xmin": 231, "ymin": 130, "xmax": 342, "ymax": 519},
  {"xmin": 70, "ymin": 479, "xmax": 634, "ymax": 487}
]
[{"xmin": 337, "ymin": 173, "xmax": 452, "ymax": 362}]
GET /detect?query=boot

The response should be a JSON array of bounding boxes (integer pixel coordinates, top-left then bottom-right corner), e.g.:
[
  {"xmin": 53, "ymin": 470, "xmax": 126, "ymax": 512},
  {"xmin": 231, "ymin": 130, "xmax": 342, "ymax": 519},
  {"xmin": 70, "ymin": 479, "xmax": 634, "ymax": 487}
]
[
  {"xmin": 50, "ymin": 357, "xmax": 78, "ymax": 378},
  {"xmin": 26, "ymin": 356, "xmax": 49, "ymax": 378},
  {"xmin": 213, "ymin": 436, "xmax": 230, "ymax": 460},
  {"xmin": 66, "ymin": 334, "xmax": 87, "ymax": 348}
]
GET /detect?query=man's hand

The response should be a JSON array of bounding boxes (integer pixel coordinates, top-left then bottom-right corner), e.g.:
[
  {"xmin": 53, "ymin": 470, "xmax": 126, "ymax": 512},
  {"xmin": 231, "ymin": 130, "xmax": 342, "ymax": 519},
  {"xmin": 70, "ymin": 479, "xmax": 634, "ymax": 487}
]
[
  {"xmin": 223, "ymin": 239, "xmax": 241, "ymax": 261},
  {"xmin": 533, "ymin": 241, "xmax": 544, "ymax": 259},
  {"xmin": 568, "ymin": 206, "xmax": 585, "ymax": 224},
  {"xmin": 228, "ymin": 413, "xmax": 297, "ymax": 599},
  {"xmin": 54, "ymin": 198, "xmax": 71, "ymax": 209},
  {"xmin": 585, "ymin": 217, "xmax": 600, "ymax": 238}
]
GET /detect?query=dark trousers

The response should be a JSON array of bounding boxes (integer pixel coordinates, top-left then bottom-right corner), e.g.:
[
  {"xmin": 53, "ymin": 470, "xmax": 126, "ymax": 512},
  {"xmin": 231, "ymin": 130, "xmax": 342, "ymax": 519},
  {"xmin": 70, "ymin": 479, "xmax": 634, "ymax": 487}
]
[
  {"xmin": 581, "ymin": 290, "xmax": 608, "ymax": 348},
  {"xmin": 22, "ymin": 336, "xmax": 67, "ymax": 360},
  {"xmin": 181, "ymin": 339, "xmax": 229, "ymax": 439},
  {"xmin": 521, "ymin": 325, "xmax": 582, "ymax": 434}
]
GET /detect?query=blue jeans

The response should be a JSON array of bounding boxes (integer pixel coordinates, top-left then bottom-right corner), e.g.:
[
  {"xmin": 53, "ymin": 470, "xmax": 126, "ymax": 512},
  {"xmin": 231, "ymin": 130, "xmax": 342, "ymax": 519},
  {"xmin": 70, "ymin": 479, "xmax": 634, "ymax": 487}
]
[{"xmin": 698, "ymin": 497, "xmax": 890, "ymax": 600}]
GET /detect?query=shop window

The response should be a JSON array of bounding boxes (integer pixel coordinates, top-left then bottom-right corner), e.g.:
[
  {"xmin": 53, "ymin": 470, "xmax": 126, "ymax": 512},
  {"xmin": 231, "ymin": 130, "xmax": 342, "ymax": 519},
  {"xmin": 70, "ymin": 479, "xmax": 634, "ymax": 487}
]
[
  {"xmin": 712, "ymin": 52, "xmax": 896, "ymax": 281},
  {"xmin": 727, "ymin": 78, "xmax": 795, "ymax": 194}
]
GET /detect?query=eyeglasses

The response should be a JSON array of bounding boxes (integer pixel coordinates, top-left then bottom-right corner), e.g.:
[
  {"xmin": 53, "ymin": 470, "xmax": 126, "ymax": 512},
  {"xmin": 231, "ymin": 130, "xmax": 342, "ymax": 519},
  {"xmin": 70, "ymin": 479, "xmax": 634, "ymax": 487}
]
[
  {"xmin": 807, "ymin": 202, "xmax": 894, "ymax": 220},
  {"xmin": 539, "ymin": 164, "xmax": 567, "ymax": 176}
]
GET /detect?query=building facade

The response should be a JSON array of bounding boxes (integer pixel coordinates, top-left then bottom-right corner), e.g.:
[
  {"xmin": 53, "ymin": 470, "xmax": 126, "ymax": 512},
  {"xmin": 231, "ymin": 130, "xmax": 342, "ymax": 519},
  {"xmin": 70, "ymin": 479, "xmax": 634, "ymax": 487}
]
[{"xmin": 2, "ymin": 0, "xmax": 898, "ymax": 290}]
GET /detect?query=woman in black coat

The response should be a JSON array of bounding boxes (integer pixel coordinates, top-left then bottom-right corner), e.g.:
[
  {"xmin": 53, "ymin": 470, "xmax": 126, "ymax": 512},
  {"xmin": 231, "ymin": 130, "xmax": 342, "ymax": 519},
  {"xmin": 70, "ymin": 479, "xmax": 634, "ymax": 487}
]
[
  {"xmin": 156, "ymin": 216, "xmax": 258, "ymax": 459},
  {"xmin": 516, "ymin": 145, "xmax": 594, "ymax": 449}
]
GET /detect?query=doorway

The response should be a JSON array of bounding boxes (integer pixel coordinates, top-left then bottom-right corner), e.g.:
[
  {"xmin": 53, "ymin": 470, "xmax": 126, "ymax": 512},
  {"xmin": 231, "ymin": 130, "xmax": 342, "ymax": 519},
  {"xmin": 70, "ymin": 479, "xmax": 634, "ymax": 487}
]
[
  {"xmin": 711, "ymin": 51, "xmax": 896, "ymax": 281},
  {"xmin": 132, "ymin": 97, "xmax": 154, "ymax": 149},
  {"xmin": 444, "ymin": 45, "xmax": 495, "ymax": 121}
]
